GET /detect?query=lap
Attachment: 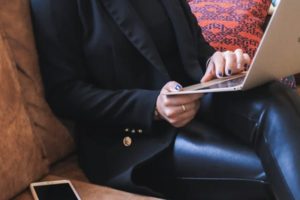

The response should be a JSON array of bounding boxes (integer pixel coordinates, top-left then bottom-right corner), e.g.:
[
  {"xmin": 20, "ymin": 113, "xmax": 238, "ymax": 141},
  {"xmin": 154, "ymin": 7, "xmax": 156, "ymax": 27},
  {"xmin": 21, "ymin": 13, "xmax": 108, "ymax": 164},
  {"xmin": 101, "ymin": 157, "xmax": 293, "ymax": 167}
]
[{"xmin": 132, "ymin": 81, "xmax": 299, "ymax": 199}]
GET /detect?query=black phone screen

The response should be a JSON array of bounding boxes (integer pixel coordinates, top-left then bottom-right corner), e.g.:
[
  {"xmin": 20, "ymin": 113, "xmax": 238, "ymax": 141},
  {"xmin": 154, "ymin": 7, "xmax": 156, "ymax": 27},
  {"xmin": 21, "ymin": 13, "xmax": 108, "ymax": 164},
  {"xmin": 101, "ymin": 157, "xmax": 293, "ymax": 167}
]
[{"xmin": 33, "ymin": 183, "xmax": 79, "ymax": 200}]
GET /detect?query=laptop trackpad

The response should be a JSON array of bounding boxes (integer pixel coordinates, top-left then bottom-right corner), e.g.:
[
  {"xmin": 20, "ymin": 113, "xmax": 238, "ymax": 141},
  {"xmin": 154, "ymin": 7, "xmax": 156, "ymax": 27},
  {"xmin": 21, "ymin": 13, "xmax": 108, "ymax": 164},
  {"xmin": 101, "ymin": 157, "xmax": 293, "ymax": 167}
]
[{"xmin": 199, "ymin": 76, "xmax": 245, "ymax": 90}]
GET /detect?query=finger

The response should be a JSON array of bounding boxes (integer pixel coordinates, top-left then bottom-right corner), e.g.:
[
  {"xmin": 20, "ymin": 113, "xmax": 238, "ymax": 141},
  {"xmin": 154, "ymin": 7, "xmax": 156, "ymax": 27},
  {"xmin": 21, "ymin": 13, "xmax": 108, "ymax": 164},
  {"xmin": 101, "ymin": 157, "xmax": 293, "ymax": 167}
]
[
  {"xmin": 243, "ymin": 53, "xmax": 251, "ymax": 71},
  {"xmin": 162, "ymin": 81, "xmax": 182, "ymax": 93},
  {"xmin": 169, "ymin": 109, "xmax": 196, "ymax": 127},
  {"xmin": 213, "ymin": 52, "xmax": 225, "ymax": 78},
  {"xmin": 178, "ymin": 102, "xmax": 199, "ymax": 115},
  {"xmin": 223, "ymin": 51, "xmax": 237, "ymax": 76},
  {"xmin": 234, "ymin": 49, "xmax": 244, "ymax": 70},
  {"xmin": 168, "ymin": 102, "xmax": 199, "ymax": 125},
  {"xmin": 163, "ymin": 102, "xmax": 197, "ymax": 119},
  {"xmin": 201, "ymin": 60, "xmax": 215, "ymax": 82},
  {"xmin": 171, "ymin": 102, "xmax": 200, "ymax": 127},
  {"xmin": 162, "ymin": 93, "xmax": 202, "ymax": 106},
  {"xmin": 195, "ymin": 100, "xmax": 201, "ymax": 112},
  {"xmin": 163, "ymin": 105, "xmax": 184, "ymax": 119}
]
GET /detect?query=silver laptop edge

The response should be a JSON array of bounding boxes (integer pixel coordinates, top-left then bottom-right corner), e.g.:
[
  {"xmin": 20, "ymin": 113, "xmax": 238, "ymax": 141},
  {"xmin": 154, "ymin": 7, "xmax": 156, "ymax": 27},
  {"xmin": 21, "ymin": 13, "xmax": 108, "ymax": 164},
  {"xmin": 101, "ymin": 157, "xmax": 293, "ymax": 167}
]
[{"xmin": 242, "ymin": 0, "xmax": 300, "ymax": 90}]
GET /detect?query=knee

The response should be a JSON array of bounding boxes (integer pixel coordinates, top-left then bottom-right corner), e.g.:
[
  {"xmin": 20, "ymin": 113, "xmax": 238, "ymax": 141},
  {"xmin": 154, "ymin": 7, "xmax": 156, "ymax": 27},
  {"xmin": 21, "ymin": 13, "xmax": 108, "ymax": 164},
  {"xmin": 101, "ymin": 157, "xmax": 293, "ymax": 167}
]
[
  {"xmin": 234, "ymin": 81, "xmax": 300, "ymax": 144},
  {"xmin": 254, "ymin": 81, "xmax": 300, "ymax": 142},
  {"xmin": 260, "ymin": 81, "xmax": 300, "ymax": 115}
]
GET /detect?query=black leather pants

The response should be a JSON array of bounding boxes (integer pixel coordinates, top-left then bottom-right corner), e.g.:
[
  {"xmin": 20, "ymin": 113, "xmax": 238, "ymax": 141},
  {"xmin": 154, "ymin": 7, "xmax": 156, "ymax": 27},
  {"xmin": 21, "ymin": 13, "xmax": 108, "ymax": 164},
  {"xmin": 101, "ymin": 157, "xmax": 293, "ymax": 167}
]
[
  {"xmin": 197, "ymin": 81, "xmax": 300, "ymax": 200},
  {"xmin": 133, "ymin": 82, "xmax": 300, "ymax": 200}
]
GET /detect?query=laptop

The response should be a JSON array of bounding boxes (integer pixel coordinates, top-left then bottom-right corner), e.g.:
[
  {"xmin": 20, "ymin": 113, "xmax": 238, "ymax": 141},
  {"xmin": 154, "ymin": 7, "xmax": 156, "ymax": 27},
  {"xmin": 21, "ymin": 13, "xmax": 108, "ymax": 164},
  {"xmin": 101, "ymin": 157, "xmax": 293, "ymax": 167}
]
[{"xmin": 168, "ymin": 0, "xmax": 300, "ymax": 95}]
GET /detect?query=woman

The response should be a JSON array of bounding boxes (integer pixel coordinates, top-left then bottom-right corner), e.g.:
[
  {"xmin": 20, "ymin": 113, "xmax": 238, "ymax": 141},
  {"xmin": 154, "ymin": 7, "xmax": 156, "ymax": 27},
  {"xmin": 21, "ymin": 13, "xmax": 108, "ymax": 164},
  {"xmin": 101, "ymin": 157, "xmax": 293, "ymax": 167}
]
[{"xmin": 30, "ymin": 0, "xmax": 300, "ymax": 199}]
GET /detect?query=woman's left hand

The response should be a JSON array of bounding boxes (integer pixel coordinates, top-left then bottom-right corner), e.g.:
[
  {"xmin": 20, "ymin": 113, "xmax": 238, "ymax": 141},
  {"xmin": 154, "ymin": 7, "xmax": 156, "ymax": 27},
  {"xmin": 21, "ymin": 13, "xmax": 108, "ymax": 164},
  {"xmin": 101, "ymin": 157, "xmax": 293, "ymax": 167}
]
[{"xmin": 201, "ymin": 49, "xmax": 251, "ymax": 83}]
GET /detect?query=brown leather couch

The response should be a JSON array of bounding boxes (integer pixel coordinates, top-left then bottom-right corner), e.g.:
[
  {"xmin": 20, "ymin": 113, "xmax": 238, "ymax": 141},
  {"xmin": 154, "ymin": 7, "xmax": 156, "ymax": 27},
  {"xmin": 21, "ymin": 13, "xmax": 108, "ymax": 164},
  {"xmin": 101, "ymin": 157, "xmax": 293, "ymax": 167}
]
[{"xmin": 0, "ymin": 1, "xmax": 158, "ymax": 199}]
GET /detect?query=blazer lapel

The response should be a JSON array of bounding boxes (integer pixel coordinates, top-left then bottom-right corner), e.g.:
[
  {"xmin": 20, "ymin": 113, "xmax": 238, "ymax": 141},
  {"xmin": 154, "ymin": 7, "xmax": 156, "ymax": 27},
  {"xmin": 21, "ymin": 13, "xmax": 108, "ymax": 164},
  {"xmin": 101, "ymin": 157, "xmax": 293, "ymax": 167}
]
[
  {"xmin": 101, "ymin": 0, "xmax": 169, "ymax": 76},
  {"xmin": 161, "ymin": 0, "xmax": 203, "ymax": 81}
]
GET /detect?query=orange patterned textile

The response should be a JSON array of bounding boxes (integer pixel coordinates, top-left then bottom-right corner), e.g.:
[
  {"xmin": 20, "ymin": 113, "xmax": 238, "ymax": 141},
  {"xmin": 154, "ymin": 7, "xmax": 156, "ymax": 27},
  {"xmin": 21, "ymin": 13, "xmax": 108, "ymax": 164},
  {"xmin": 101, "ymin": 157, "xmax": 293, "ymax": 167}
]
[{"xmin": 189, "ymin": 0, "xmax": 271, "ymax": 59}]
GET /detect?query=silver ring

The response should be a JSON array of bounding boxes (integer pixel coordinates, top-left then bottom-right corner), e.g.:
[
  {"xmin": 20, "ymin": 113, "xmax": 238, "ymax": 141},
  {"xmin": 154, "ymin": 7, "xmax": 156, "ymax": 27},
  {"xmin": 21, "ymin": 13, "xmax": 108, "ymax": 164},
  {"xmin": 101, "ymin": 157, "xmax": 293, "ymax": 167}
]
[{"xmin": 181, "ymin": 104, "xmax": 186, "ymax": 112}]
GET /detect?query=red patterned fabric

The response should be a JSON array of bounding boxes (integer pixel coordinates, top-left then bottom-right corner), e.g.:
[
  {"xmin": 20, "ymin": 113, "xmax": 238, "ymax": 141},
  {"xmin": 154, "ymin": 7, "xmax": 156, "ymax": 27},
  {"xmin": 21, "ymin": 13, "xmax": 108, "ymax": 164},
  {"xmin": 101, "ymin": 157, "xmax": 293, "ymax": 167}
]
[{"xmin": 189, "ymin": 0, "xmax": 271, "ymax": 58}]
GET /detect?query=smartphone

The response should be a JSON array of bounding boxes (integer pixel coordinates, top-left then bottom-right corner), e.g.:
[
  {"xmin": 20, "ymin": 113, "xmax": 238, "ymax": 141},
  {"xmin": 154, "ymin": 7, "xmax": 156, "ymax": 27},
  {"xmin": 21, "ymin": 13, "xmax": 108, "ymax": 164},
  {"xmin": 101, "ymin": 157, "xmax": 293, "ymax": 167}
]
[{"xmin": 30, "ymin": 180, "xmax": 81, "ymax": 200}]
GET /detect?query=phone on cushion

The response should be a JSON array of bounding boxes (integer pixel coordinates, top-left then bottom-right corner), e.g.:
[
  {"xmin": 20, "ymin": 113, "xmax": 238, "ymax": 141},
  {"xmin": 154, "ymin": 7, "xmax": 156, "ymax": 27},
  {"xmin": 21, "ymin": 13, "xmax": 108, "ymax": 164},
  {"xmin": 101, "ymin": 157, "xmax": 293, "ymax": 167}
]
[{"xmin": 30, "ymin": 180, "xmax": 81, "ymax": 200}]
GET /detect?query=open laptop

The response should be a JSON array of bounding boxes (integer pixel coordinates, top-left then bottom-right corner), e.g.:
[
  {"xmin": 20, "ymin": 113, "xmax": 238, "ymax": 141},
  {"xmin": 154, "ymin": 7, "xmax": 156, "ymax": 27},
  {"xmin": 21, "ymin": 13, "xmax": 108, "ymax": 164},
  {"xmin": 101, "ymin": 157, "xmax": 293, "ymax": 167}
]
[{"xmin": 168, "ymin": 0, "xmax": 300, "ymax": 95}]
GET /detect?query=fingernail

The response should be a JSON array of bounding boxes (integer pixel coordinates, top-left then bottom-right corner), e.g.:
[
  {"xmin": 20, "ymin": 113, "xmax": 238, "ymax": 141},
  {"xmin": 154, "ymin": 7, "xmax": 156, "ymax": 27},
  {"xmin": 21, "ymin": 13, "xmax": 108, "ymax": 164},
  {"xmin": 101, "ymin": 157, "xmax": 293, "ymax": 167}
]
[
  {"xmin": 228, "ymin": 69, "xmax": 232, "ymax": 75},
  {"xmin": 175, "ymin": 84, "xmax": 182, "ymax": 91},
  {"xmin": 218, "ymin": 72, "xmax": 223, "ymax": 77}
]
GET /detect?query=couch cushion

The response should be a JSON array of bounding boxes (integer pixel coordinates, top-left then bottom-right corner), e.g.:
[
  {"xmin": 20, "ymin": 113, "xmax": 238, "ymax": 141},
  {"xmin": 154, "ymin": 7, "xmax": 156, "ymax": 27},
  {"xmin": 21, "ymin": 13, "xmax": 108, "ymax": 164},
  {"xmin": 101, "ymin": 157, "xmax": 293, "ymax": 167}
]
[
  {"xmin": 0, "ymin": 28, "xmax": 48, "ymax": 200},
  {"xmin": 0, "ymin": 0, "xmax": 75, "ymax": 164},
  {"xmin": 13, "ymin": 176, "xmax": 160, "ymax": 200},
  {"xmin": 49, "ymin": 155, "xmax": 90, "ymax": 183}
]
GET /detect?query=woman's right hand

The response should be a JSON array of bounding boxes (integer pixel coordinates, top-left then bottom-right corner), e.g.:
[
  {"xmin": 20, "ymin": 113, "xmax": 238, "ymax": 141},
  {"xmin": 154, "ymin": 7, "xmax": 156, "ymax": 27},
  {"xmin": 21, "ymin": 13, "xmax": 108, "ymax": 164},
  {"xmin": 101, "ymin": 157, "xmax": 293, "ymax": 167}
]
[{"xmin": 156, "ymin": 81, "xmax": 203, "ymax": 128}]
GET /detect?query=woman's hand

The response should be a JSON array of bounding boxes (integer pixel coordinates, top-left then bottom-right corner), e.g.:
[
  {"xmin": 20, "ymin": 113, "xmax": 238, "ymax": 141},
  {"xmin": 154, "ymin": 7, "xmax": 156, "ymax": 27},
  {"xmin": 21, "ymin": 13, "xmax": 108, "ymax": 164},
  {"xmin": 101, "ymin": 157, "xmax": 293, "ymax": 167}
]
[
  {"xmin": 201, "ymin": 49, "xmax": 251, "ymax": 82},
  {"xmin": 156, "ymin": 81, "xmax": 203, "ymax": 128}
]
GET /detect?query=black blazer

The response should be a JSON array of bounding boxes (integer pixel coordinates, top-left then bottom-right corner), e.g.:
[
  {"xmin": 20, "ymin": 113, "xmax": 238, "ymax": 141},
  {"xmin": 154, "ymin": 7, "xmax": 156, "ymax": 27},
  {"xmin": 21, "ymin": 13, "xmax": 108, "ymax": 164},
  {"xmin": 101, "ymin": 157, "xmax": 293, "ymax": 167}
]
[{"xmin": 31, "ymin": 0, "xmax": 215, "ymax": 194}]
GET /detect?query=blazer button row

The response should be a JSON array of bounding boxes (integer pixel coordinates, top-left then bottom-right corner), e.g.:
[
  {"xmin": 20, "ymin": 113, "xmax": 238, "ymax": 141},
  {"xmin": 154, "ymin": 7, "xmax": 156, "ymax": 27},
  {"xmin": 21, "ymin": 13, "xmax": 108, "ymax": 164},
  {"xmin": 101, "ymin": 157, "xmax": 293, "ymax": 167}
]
[
  {"xmin": 124, "ymin": 128, "xmax": 143, "ymax": 134},
  {"xmin": 123, "ymin": 128, "xmax": 143, "ymax": 147}
]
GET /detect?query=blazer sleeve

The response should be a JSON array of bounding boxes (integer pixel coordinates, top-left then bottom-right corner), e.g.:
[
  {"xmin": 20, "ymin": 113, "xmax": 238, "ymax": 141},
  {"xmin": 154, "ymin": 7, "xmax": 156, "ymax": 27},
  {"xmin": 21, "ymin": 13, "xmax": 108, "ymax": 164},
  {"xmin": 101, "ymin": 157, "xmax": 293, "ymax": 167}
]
[
  {"xmin": 30, "ymin": 0, "xmax": 160, "ymax": 130},
  {"xmin": 179, "ymin": 0, "xmax": 216, "ymax": 70}
]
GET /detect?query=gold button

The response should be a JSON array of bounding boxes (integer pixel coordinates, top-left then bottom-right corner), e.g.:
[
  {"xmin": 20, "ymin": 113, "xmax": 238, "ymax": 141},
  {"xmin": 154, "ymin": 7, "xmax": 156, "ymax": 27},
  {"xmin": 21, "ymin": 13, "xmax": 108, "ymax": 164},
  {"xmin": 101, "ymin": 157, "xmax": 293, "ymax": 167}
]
[
  {"xmin": 123, "ymin": 136, "xmax": 132, "ymax": 147},
  {"xmin": 124, "ymin": 128, "xmax": 129, "ymax": 132},
  {"xmin": 137, "ymin": 129, "xmax": 143, "ymax": 133}
]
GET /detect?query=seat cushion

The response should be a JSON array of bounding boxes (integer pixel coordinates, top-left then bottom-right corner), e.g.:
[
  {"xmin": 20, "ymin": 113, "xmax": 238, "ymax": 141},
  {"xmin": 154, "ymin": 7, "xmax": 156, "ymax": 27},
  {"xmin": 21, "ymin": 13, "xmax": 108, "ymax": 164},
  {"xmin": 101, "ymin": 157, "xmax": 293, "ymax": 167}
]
[
  {"xmin": 0, "ymin": 28, "xmax": 48, "ymax": 200},
  {"xmin": 14, "ymin": 157, "xmax": 161, "ymax": 199},
  {"xmin": 13, "ymin": 175, "xmax": 160, "ymax": 200},
  {"xmin": 48, "ymin": 157, "xmax": 163, "ymax": 199},
  {"xmin": 0, "ymin": 0, "xmax": 75, "ymax": 164},
  {"xmin": 49, "ymin": 155, "xmax": 90, "ymax": 183}
]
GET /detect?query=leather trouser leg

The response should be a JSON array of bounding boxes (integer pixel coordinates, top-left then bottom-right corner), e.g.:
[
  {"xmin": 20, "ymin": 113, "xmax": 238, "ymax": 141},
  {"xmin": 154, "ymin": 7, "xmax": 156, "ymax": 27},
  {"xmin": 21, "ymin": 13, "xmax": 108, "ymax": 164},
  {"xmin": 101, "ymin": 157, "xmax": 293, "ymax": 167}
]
[{"xmin": 197, "ymin": 81, "xmax": 300, "ymax": 200}]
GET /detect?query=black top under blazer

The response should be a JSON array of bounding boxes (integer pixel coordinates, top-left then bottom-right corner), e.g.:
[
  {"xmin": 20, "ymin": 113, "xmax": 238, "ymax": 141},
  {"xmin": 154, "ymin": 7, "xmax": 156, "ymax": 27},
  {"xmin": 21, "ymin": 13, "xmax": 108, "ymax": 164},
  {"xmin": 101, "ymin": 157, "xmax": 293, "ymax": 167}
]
[{"xmin": 30, "ymin": 0, "xmax": 215, "ymax": 194}]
